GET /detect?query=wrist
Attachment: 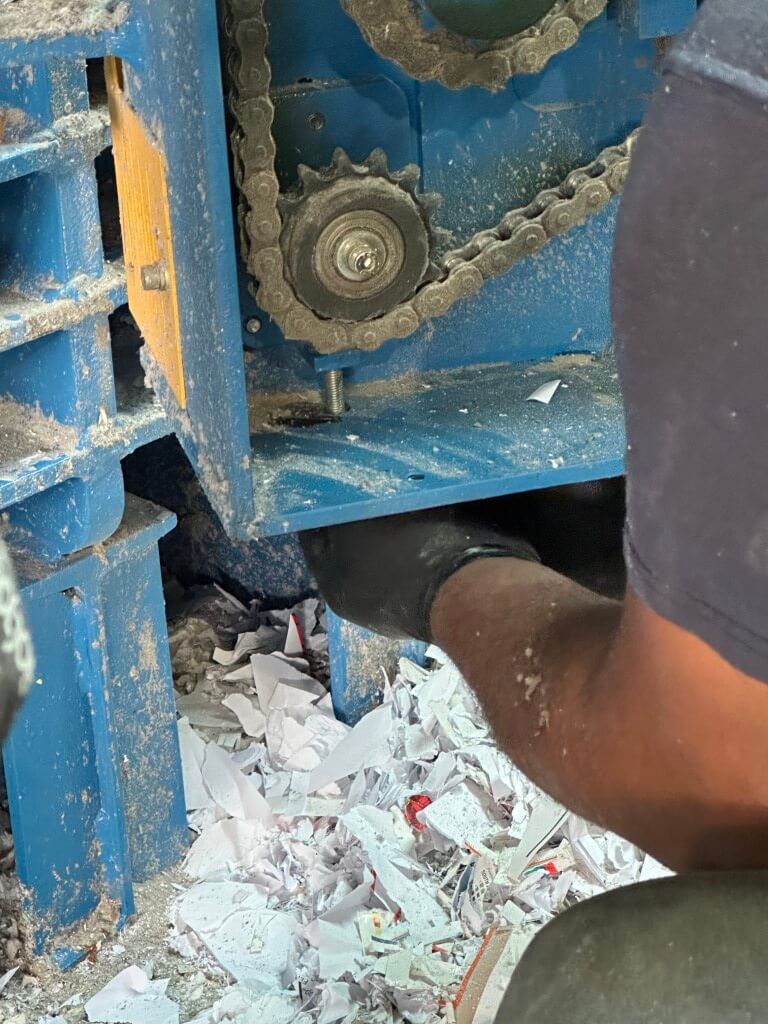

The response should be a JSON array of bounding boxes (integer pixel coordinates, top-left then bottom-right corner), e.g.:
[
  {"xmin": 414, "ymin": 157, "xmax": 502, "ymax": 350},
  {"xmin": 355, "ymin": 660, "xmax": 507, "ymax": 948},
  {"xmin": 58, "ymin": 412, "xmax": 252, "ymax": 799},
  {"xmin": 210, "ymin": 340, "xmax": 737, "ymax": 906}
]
[{"xmin": 430, "ymin": 553, "xmax": 544, "ymax": 648}]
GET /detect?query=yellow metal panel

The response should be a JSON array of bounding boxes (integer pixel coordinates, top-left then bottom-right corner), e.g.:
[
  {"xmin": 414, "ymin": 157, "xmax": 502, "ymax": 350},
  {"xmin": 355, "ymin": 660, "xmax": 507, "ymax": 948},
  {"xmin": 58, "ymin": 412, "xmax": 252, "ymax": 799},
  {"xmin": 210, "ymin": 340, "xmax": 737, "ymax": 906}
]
[{"xmin": 105, "ymin": 57, "xmax": 186, "ymax": 407}]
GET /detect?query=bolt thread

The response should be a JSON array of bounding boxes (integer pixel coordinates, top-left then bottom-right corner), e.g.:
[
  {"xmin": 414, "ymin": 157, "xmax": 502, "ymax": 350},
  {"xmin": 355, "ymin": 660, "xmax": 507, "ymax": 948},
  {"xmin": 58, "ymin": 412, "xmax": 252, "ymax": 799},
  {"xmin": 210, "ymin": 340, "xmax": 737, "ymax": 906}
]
[{"xmin": 323, "ymin": 370, "xmax": 345, "ymax": 417}]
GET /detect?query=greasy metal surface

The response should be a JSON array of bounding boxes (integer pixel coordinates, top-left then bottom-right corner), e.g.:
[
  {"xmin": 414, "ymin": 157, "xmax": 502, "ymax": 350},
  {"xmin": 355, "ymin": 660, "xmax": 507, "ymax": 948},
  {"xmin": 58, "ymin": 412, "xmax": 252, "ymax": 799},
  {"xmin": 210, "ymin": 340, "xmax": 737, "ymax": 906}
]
[
  {"xmin": 3, "ymin": 496, "xmax": 186, "ymax": 959},
  {"xmin": 106, "ymin": 57, "xmax": 186, "ymax": 406},
  {"xmin": 340, "ymin": 0, "xmax": 607, "ymax": 91},
  {"xmin": 224, "ymin": 0, "xmax": 635, "ymax": 354},
  {"xmin": 248, "ymin": 351, "xmax": 624, "ymax": 535}
]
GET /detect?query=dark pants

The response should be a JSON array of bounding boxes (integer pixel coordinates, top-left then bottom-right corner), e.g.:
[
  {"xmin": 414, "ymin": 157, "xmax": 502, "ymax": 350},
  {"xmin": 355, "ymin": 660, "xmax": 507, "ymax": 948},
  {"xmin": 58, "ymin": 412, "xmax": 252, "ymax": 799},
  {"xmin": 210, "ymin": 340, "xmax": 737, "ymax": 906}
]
[{"xmin": 496, "ymin": 873, "xmax": 768, "ymax": 1023}]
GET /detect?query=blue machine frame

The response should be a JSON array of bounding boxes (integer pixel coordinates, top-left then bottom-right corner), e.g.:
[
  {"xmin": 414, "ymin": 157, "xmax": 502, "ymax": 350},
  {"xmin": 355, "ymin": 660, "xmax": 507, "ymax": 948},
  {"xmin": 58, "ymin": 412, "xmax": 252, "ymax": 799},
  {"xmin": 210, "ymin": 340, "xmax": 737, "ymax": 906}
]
[
  {"xmin": 4, "ymin": 497, "xmax": 187, "ymax": 966},
  {"xmin": 0, "ymin": 54, "xmax": 168, "ymax": 561},
  {"xmin": 0, "ymin": 0, "xmax": 699, "ymax": 544},
  {"xmin": 0, "ymin": 19, "xmax": 185, "ymax": 959},
  {"xmin": 0, "ymin": 0, "xmax": 701, "ymax": 947}
]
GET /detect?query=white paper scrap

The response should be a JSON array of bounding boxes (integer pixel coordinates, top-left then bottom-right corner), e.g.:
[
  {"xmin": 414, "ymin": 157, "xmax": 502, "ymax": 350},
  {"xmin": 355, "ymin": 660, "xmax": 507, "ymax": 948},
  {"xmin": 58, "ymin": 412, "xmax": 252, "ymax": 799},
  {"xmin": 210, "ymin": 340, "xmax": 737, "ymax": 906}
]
[
  {"xmin": 173, "ymin": 882, "xmax": 297, "ymax": 993},
  {"xmin": 0, "ymin": 965, "xmax": 18, "ymax": 994},
  {"xmin": 186, "ymin": 985, "xmax": 299, "ymax": 1024},
  {"xmin": 84, "ymin": 967, "xmax": 179, "ymax": 1024},
  {"xmin": 184, "ymin": 818, "xmax": 269, "ymax": 880},
  {"xmin": 251, "ymin": 653, "xmax": 325, "ymax": 713},
  {"xmin": 201, "ymin": 743, "xmax": 274, "ymax": 825},
  {"xmin": 318, "ymin": 918, "xmax": 368, "ymax": 981},
  {"xmin": 639, "ymin": 854, "xmax": 674, "ymax": 882},
  {"xmin": 177, "ymin": 718, "xmax": 212, "ymax": 812},
  {"xmin": 343, "ymin": 806, "xmax": 447, "ymax": 928},
  {"xmin": 317, "ymin": 981, "xmax": 355, "ymax": 1024},
  {"xmin": 284, "ymin": 613, "xmax": 304, "ymax": 656},
  {"xmin": 213, "ymin": 627, "xmax": 276, "ymax": 666},
  {"xmin": 307, "ymin": 703, "xmax": 394, "ymax": 793},
  {"xmin": 418, "ymin": 782, "xmax": 500, "ymax": 847},
  {"xmin": 496, "ymin": 795, "xmax": 567, "ymax": 883},
  {"xmin": 525, "ymin": 379, "xmax": 561, "ymax": 405},
  {"xmin": 222, "ymin": 693, "xmax": 266, "ymax": 740}
]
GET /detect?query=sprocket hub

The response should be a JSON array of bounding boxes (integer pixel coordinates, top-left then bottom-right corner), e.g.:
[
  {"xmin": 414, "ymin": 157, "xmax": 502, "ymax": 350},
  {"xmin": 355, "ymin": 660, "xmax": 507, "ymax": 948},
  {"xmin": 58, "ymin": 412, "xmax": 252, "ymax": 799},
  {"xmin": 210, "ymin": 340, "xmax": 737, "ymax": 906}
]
[{"xmin": 279, "ymin": 148, "xmax": 444, "ymax": 322}]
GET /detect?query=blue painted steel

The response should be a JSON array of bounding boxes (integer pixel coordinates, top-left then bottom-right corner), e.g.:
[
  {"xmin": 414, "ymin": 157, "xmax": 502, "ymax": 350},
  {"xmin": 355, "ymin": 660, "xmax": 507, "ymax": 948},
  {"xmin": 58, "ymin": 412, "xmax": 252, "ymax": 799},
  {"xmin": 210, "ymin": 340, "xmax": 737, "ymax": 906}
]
[
  {"xmin": 250, "ymin": 346, "xmax": 624, "ymax": 534},
  {"xmin": 0, "ymin": 1, "xmax": 691, "ymax": 545},
  {"xmin": 238, "ymin": 3, "xmax": 666, "ymax": 537},
  {"xmin": 0, "ymin": 0, "xmax": 258, "ymax": 540},
  {"xmin": 0, "ymin": 48, "xmax": 168, "ymax": 560},
  {"xmin": 327, "ymin": 608, "xmax": 427, "ymax": 725},
  {"xmin": 112, "ymin": 0, "xmax": 255, "ymax": 539},
  {"xmin": 2, "ymin": 496, "xmax": 187, "ymax": 960},
  {"xmin": 636, "ymin": 0, "xmax": 698, "ymax": 39}
]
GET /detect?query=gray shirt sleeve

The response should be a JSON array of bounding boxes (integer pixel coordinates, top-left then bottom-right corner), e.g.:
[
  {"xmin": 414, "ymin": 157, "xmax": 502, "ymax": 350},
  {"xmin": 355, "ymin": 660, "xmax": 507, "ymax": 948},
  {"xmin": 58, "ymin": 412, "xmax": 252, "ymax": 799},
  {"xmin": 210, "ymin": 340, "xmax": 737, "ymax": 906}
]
[{"xmin": 612, "ymin": 0, "xmax": 768, "ymax": 679}]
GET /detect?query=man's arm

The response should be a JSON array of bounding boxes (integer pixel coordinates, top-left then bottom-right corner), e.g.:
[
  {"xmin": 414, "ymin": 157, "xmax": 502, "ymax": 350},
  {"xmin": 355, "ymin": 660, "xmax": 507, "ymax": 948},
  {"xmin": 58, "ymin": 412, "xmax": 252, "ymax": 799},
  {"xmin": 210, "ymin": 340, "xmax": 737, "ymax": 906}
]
[
  {"xmin": 303, "ymin": 0, "xmax": 768, "ymax": 872},
  {"xmin": 302, "ymin": 499, "xmax": 768, "ymax": 872},
  {"xmin": 432, "ymin": 558, "xmax": 768, "ymax": 871}
]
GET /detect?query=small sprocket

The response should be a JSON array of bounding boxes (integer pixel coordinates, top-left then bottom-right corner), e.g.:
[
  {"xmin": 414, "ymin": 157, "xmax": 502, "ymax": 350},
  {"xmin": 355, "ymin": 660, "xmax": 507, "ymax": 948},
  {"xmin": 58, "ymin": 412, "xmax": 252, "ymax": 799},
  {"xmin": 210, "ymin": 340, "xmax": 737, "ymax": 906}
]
[{"xmin": 278, "ymin": 148, "xmax": 448, "ymax": 322}]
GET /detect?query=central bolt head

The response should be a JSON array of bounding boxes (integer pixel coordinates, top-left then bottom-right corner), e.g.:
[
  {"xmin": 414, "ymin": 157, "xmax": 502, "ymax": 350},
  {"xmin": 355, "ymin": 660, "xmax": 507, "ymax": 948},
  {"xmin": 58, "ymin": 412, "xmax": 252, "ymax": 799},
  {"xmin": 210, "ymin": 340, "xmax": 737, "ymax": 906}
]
[
  {"xmin": 353, "ymin": 248, "xmax": 378, "ymax": 276},
  {"xmin": 335, "ymin": 228, "xmax": 387, "ymax": 283}
]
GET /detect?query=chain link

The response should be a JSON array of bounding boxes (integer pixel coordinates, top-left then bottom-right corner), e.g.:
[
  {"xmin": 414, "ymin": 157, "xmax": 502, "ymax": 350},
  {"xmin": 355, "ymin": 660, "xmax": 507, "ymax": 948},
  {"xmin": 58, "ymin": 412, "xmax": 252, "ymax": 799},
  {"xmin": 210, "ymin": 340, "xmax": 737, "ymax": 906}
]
[
  {"xmin": 340, "ymin": 0, "xmax": 608, "ymax": 92},
  {"xmin": 224, "ymin": 0, "xmax": 637, "ymax": 355}
]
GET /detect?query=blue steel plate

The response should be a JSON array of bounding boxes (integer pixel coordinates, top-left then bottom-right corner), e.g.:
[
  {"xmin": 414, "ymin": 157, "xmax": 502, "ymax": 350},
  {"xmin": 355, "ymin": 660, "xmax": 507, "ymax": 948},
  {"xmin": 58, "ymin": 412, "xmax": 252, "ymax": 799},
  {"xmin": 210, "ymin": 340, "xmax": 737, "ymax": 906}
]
[{"xmin": 249, "ymin": 350, "xmax": 625, "ymax": 535}]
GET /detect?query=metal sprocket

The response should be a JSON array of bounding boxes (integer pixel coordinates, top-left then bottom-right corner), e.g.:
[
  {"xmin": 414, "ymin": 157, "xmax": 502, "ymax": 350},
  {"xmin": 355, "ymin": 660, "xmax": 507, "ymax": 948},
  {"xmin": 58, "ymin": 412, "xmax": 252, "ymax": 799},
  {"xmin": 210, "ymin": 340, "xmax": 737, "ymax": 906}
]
[
  {"xmin": 278, "ymin": 148, "xmax": 447, "ymax": 322},
  {"xmin": 223, "ymin": 0, "xmax": 636, "ymax": 354}
]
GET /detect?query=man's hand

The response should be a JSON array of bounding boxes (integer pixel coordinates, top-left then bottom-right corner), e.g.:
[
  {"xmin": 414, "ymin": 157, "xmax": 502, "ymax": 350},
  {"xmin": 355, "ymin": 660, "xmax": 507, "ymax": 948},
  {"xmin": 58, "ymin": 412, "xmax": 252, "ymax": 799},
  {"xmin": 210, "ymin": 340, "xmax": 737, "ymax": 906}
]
[{"xmin": 300, "ymin": 500, "xmax": 539, "ymax": 642}]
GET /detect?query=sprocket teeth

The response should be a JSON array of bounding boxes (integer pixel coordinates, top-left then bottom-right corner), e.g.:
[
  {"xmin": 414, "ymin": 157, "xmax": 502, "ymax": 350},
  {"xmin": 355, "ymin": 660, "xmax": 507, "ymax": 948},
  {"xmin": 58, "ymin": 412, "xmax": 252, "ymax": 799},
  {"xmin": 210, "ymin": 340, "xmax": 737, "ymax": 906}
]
[
  {"xmin": 276, "ymin": 191, "xmax": 301, "ymax": 216},
  {"xmin": 366, "ymin": 148, "xmax": 390, "ymax": 176},
  {"xmin": 423, "ymin": 261, "xmax": 443, "ymax": 283},
  {"xmin": 331, "ymin": 148, "xmax": 355, "ymax": 174},
  {"xmin": 280, "ymin": 146, "xmax": 446, "ymax": 286},
  {"xmin": 419, "ymin": 192, "xmax": 444, "ymax": 215},
  {"xmin": 392, "ymin": 163, "xmax": 421, "ymax": 193},
  {"xmin": 297, "ymin": 163, "xmax": 326, "ymax": 189}
]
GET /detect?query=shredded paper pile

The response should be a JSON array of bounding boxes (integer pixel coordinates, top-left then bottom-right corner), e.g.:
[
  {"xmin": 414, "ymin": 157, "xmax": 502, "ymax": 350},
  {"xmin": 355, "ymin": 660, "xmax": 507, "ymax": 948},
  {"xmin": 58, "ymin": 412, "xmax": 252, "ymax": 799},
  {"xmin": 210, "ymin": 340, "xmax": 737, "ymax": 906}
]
[{"xmin": 62, "ymin": 588, "xmax": 670, "ymax": 1024}]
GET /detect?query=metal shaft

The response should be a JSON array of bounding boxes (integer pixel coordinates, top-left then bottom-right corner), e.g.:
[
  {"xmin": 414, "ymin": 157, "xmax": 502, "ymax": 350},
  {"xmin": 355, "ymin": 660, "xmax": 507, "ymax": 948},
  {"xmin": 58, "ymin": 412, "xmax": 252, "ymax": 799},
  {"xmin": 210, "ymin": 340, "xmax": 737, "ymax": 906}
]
[{"xmin": 323, "ymin": 369, "xmax": 345, "ymax": 417}]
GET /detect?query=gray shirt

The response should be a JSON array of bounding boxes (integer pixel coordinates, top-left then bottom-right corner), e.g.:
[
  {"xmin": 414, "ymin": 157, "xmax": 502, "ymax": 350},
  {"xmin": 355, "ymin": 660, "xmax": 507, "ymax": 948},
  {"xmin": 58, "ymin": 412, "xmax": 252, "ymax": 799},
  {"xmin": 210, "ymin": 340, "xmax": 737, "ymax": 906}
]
[{"xmin": 613, "ymin": 0, "xmax": 768, "ymax": 678}]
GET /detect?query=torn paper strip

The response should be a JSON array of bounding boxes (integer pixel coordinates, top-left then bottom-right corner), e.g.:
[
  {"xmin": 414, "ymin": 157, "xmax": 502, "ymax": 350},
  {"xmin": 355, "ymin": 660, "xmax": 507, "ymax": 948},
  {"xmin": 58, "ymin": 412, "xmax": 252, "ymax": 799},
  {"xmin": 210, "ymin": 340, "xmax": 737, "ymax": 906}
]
[
  {"xmin": 525, "ymin": 379, "xmax": 561, "ymax": 404},
  {"xmin": 173, "ymin": 882, "xmax": 297, "ymax": 993},
  {"xmin": 84, "ymin": 967, "xmax": 179, "ymax": 1024}
]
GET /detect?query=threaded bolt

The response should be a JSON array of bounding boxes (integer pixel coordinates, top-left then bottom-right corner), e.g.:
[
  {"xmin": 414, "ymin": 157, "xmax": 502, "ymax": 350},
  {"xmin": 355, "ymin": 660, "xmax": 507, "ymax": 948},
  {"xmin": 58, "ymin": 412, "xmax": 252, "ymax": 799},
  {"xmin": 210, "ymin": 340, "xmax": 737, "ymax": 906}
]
[{"xmin": 323, "ymin": 369, "xmax": 345, "ymax": 417}]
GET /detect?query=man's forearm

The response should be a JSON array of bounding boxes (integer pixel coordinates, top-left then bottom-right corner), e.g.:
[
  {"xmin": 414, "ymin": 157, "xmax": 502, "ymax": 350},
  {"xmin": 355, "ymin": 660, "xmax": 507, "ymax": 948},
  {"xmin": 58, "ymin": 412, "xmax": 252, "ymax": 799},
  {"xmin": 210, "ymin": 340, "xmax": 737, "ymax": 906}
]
[
  {"xmin": 430, "ymin": 557, "xmax": 624, "ymax": 818},
  {"xmin": 430, "ymin": 557, "xmax": 768, "ymax": 870}
]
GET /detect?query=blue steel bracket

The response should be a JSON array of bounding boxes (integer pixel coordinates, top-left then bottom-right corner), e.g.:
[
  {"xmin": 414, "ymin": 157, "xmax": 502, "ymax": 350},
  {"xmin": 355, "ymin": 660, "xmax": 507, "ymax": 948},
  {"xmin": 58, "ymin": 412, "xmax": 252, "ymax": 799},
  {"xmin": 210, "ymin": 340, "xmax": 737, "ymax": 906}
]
[
  {"xmin": 248, "ymin": 348, "xmax": 625, "ymax": 536},
  {"xmin": 2, "ymin": 495, "xmax": 187, "ymax": 964},
  {"xmin": 0, "ymin": 47, "xmax": 169, "ymax": 561},
  {"xmin": 0, "ymin": 2, "xmax": 254, "ymax": 539}
]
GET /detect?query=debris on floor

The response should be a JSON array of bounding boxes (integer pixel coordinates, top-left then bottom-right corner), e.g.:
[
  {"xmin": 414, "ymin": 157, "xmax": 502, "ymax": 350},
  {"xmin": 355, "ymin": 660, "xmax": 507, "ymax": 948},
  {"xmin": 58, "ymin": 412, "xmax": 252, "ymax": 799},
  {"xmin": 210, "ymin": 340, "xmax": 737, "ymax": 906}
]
[{"xmin": 0, "ymin": 586, "xmax": 671, "ymax": 1023}]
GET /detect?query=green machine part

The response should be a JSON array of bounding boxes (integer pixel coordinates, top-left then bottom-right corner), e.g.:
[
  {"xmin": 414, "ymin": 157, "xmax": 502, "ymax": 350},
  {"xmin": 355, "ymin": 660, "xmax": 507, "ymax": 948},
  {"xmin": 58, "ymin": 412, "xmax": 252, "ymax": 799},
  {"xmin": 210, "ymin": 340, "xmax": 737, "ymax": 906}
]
[{"xmin": 423, "ymin": 0, "xmax": 557, "ymax": 39}]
